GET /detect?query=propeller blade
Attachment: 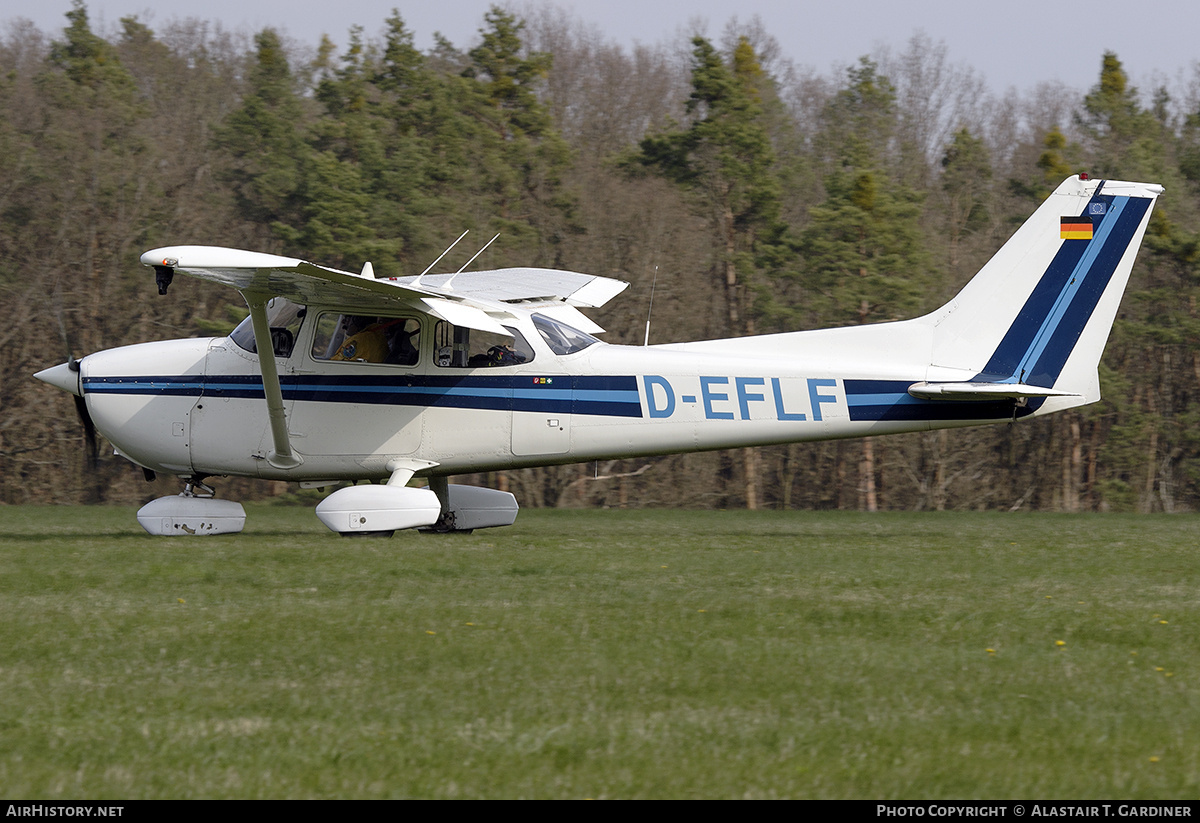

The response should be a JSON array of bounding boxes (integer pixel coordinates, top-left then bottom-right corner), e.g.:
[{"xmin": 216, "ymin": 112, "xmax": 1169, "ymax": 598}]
[{"xmin": 72, "ymin": 393, "xmax": 99, "ymax": 471}]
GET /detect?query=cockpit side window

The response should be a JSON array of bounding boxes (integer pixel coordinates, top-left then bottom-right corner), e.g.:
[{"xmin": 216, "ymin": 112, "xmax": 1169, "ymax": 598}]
[
  {"xmin": 229, "ymin": 297, "xmax": 306, "ymax": 358},
  {"xmin": 310, "ymin": 313, "xmax": 421, "ymax": 366},
  {"xmin": 532, "ymin": 313, "xmax": 599, "ymax": 355},
  {"xmin": 433, "ymin": 322, "xmax": 533, "ymax": 368}
]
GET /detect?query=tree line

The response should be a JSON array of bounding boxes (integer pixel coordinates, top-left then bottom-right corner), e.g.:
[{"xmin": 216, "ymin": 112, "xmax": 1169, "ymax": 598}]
[{"xmin": 4, "ymin": 1, "xmax": 1200, "ymax": 513}]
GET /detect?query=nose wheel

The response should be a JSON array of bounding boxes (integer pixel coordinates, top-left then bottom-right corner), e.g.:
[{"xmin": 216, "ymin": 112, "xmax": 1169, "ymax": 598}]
[{"xmin": 136, "ymin": 477, "xmax": 246, "ymax": 536}]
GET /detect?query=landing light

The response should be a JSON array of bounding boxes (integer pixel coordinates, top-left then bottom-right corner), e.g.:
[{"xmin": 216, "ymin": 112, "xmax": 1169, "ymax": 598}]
[{"xmin": 154, "ymin": 265, "xmax": 174, "ymax": 295}]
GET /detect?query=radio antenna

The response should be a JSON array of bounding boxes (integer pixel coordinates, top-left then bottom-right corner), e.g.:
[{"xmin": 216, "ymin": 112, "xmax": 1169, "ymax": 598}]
[
  {"xmin": 413, "ymin": 229, "xmax": 469, "ymax": 287},
  {"xmin": 643, "ymin": 265, "xmax": 659, "ymax": 346},
  {"xmin": 446, "ymin": 233, "xmax": 500, "ymax": 289}
]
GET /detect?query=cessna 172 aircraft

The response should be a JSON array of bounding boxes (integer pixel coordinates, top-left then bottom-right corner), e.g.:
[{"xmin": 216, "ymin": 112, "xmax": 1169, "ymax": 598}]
[{"xmin": 34, "ymin": 175, "xmax": 1161, "ymax": 536}]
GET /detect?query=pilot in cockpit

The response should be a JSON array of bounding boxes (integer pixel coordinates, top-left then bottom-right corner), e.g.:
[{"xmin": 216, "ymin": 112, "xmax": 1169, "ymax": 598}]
[{"xmin": 384, "ymin": 319, "xmax": 419, "ymax": 365}]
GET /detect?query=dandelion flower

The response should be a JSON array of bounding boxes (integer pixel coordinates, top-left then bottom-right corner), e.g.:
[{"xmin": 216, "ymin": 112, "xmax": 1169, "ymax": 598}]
[{"xmin": 1056, "ymin": 640, "xmax": 1066, "ymax": 647}]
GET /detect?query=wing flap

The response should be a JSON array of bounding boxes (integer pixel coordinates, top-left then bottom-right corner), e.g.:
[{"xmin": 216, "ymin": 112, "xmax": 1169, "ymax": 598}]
[
  {"xmin": 419, "ymin": 298, "xmax": 512, "ymax": 336},
  {"xmin": 388, "ymin": 267, "xmax": 629, "ymax": 308}
]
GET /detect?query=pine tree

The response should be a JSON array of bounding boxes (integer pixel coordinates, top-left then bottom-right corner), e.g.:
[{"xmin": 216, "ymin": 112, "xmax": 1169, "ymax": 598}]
[
  {"xmin": 939, "ymin": 127, "xmax": 992, "ymax": 282},
  {"xmin": 800, "ymin": 60, "xmax": 929, "ymax": 328},
  {"xmin": 1077, "ymin": 52, "xmax": 1160, "ymax": 180},
  {"xmin": 635, "ymin": 36, "xmax": 786, "ymax": 338},
  {"xmin": 633, "ymin": 36, "xmax": 791, "ymax": 509},
  {"xmin": 798, "ymin": 59, "xmax": 930, "ymax": 511},
  {"xmin": 461, "ymin": 7, "xmax": 573, "ymax": 265},
  {"xmin": 213, "ymin": 29, "xmax": 309, "ymax": 247}
]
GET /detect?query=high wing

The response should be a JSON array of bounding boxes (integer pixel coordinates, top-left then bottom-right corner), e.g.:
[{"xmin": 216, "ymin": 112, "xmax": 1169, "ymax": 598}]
[
  {"xmin": 140, "ymin": 244, "xmax": 629, "ymax": 472},
  {"xmin": 140, "ymin": 245, "xmax": 629, "ymax": 335}
]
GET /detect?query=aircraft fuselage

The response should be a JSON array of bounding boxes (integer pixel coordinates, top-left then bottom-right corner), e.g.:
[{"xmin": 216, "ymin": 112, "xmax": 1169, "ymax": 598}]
[{"xmin": 76, "ymin": 309, "xmax": 1036, "ymax": 485}]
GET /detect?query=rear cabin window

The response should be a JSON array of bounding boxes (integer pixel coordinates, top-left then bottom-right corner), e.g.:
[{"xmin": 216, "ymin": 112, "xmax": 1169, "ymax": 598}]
[
  {"xmin": 434, "ymin": 322, "xmax": 533, "ymax": 368},
  {"xmin": 310, "ymin": 313, "xmax": 421, "ymax": 366}
]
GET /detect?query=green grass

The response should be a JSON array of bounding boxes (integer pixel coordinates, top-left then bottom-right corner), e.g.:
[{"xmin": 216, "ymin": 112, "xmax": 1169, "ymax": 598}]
[{"xmin": 0, "ymin": 507, "xmax": 1197, "ymax": 798}]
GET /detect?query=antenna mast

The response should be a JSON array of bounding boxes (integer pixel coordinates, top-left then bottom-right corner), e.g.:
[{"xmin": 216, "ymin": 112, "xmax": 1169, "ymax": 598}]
[
  {"xmin": 643, "ymin": 265, "xmax": 659, "ymax": 346},
  {"xmin": 413, "ymin": 230, "xmax": 469, "ymax": 287}
]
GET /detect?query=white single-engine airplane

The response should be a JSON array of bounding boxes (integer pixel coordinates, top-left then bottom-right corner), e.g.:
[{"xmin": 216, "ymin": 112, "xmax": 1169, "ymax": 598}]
[{"xmin": 35, "ymin": 175, "xmax": 1161, "ymax": 535}]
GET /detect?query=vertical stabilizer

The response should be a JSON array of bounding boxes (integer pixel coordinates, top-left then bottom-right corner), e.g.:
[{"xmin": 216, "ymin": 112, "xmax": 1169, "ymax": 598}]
[{"xmin": 925, "ymin": 176, "xmax": 1161, "ymax": 407}]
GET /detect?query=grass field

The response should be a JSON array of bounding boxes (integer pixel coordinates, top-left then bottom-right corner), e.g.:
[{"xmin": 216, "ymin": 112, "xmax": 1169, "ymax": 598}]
[{"xmin": 0, "ymin": 506, "xmax": 1197, "ymax": 798}]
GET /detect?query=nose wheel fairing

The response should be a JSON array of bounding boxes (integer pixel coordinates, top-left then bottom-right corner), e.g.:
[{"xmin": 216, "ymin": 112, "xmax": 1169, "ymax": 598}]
[{"xmin": 136, "ymin": 483, "xmax": 247, "ymax": 536}]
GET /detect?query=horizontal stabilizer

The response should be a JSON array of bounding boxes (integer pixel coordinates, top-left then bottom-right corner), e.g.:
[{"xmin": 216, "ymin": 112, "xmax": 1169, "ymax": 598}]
[{"xmin": 907, "ymin": 382, "xmax": 1081, "ymax": 401}]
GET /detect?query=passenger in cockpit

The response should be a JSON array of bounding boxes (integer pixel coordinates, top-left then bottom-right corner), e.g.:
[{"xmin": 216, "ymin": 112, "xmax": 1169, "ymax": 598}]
[{"xmin": 331, "ymin": 316, "xmax": 388, "ymax": 362}]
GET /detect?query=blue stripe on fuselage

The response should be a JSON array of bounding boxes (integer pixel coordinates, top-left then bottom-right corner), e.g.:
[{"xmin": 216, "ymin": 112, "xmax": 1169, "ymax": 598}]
[
  {"xmin": 843, "ymin": 379, "xmax": 1038, "ymax": 422},
  {"xmin": 85, "ymin": 373, "xmax": 1039, "ymax": 424},
  {"xmin": 82, "ymin": 373, "xmax": 644, "ymax": 418}
]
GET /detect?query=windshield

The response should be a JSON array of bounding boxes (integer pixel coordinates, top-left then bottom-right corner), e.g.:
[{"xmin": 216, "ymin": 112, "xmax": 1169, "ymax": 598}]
[
  {"xmin": 229, "ymin": 298, "xmax": 306, "ymax": 358},
  {"xmin": 532, "ymin": 313, "xmax": 599, "ymax": 355}
]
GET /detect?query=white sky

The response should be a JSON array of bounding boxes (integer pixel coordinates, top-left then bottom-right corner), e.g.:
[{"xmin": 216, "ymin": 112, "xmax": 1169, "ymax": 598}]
[{"xmin": 6, "ymin": 0, "xmax": 1198, "ymax": 97}]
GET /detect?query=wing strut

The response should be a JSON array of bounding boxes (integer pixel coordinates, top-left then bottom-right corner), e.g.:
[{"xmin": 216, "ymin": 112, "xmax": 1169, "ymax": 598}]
[{"xmin": 245, "ymin": 292, "xmax": 301, "ymax": 469}]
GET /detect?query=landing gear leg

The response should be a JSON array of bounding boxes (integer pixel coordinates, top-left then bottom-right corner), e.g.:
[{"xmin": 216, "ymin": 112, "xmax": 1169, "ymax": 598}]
[
  {"xmin": 421, "ymin": 476, "xmax": 472, "ymax": 533},
  {"xmin": 183, "ymin": 477, "xmax": 216, "ymax": 498}
]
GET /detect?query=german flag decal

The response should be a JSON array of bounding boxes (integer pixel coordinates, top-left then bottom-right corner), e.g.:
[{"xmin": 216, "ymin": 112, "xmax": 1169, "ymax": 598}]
[{"xmin": 1060, "ymin": 216, "xmax": 1094, "ymax": 240}]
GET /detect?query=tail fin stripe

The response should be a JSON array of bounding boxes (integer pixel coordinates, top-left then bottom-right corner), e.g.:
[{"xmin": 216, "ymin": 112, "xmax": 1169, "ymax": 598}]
[
  {"xmin": 972, "ymin": 231, "xmax": 1091, "ymax": 381},
  {"xmin": 1022, "ymin": 195, "xmax": 1149, "ymax": 387},
  {"xmin": 973, "ymin": 192, "xmax": 1149, "ymax": 385},
  {"xmin": 1016, "ymin": 195, "xmax": 1128, "ymax": 380}
]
